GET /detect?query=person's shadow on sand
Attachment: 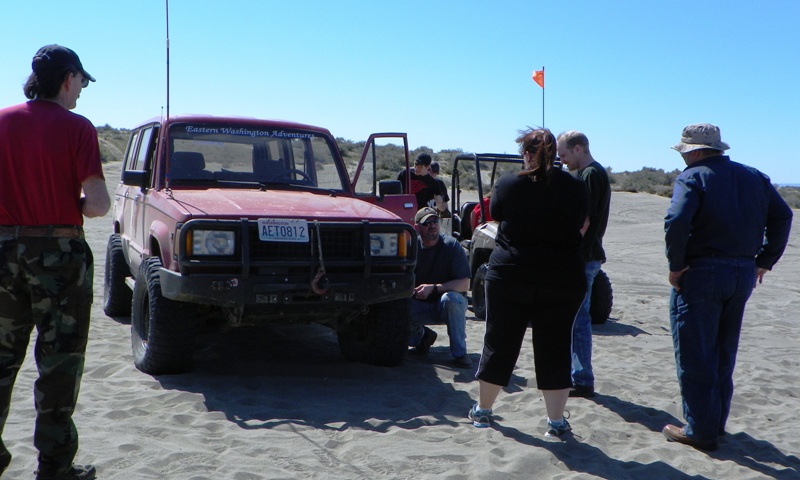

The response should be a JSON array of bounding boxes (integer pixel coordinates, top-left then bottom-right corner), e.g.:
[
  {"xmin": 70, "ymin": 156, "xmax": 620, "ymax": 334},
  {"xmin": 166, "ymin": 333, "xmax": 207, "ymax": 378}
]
[
  {"xmin": 493, "ymin": 421, "xmax": 709, "ymax": 480},
  {"xmin": 711, "ymin": 431, "xmax": 800, "ymax": 479},
  {"xmin": 591, "ymin": 318, "xmax": 649, "ymax": 337},
  {"xmin": 587, "ymin": 393, "xmax": 800, "ymax": 479}
]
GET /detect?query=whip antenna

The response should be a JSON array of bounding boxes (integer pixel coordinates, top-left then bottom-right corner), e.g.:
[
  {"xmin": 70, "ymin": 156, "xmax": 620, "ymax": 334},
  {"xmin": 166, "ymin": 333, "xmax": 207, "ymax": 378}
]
[
  {"xmin": 165, "ymin": 0, "xmax": 171, "ymax": 188},
  {"xmin": 165, "ymin": 0, "xmax": 170, "ymax": 123}
]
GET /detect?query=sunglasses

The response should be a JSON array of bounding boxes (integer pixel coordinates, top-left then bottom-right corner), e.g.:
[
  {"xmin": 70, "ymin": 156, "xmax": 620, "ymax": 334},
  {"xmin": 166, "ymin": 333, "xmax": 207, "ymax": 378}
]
[
  {"xmin": 419, "ymin": 218, "xmax": 440, "ymax": 227},
  {"xmin": 77, "ymin": 74, "xmax": 89, "ymax": 88}
]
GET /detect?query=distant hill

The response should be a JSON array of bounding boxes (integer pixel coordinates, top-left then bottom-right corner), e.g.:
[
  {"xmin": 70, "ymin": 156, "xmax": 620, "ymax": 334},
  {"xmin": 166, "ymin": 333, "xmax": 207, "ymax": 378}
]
[
  {"xmin": 97, "ymin": 124, "xmax": 130, "ymax": 164},
  {"xmin": 97, "ymin": 126, "xmax": 800, "ymax": 209}
]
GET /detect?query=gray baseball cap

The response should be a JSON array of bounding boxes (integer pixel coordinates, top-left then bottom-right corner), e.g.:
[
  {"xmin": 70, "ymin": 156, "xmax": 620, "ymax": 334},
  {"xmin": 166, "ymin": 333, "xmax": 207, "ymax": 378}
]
[{"xmin": 414, "ymin": 207, "xmax": 438, "ymax": 224}]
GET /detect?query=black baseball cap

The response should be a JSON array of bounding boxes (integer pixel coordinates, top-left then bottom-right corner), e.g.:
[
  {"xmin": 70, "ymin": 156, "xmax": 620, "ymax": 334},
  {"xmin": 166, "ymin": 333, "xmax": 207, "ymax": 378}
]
[
  {"xmin": 415, "ymin": 153, "xmax": 432, "ymax": 166},
  {"xmin": 32, "ymin": 45, "xmax": 95, "ymax": 83}
]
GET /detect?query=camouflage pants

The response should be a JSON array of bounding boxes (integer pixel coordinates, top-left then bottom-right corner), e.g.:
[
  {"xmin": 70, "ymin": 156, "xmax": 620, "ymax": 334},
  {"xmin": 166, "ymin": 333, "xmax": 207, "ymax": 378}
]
[{"xmin": 0, "ymin": 235, "xmax": 93, "ymax": 476}]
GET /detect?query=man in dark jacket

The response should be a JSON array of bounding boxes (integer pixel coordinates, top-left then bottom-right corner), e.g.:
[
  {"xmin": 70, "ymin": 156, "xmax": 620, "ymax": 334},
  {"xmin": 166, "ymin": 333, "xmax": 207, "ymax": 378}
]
[
  {"xmin": 557, "ymin": 131, "xmax": 610, "ymax": 398},
  {"xmin": 662, "ymin": 123, "xmax": 792, "ymax": 452}
]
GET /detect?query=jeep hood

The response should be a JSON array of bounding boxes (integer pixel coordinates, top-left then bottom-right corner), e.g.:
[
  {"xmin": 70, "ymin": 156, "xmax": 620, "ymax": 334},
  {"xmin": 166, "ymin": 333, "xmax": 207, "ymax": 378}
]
[{"xmin": 168, "ymin": 189, "xmax": 401, "ymax": 222}]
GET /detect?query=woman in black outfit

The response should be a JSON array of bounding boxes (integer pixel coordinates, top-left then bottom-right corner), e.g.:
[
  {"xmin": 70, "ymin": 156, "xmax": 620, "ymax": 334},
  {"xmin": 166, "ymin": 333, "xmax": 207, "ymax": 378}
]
[{"xmin": 468, "ymin": 128, "xmax": 589, "ymax": 437}]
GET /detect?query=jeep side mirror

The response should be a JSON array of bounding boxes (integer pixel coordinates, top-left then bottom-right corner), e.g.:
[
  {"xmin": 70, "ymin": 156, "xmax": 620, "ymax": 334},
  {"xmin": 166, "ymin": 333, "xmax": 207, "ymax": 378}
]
[
  {"xmin": 122, "ymin": 170, "xmax": 149, "ymax": 189},
  {"xmin": 378, "ymin": 180, "xmax": 402, "ymax": 199}
]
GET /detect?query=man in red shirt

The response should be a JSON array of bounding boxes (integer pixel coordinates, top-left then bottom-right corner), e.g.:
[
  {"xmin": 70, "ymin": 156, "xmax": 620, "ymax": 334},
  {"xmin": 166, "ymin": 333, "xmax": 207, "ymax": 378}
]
[{"xmin": 0, "ymin": 45, "xmax": 109, "ymax": 480}]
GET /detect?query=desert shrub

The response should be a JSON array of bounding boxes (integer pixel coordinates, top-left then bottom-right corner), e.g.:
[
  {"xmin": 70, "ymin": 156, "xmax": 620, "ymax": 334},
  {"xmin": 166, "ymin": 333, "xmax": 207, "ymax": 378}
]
[
  {"xmin": 776, "ymin": 187, "xmax": 800, "ymax": 209},
  {"xmin": 610, "ymin": 167, "xmax": 681, "ymax": 197},
  {"xmin": 336, "ymin": 137, "xmax": 364, "ymax": 168},
  {"xmin": 97, "ymin": 124, "xmax": 131, "ymax": 163}
]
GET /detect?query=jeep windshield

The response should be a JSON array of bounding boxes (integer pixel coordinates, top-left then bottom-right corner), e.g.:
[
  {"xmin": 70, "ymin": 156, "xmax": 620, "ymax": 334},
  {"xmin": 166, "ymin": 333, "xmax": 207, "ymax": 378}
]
[{"xmin": 165, "ymin": 123, "xmax": 349, "ymax": 191}]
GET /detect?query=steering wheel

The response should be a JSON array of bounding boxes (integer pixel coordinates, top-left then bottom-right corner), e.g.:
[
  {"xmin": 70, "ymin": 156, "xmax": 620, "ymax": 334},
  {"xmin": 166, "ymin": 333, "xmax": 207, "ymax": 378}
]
[{"xmin": 268, "ymin": 169, "xmax": 313, "ymax": 184}]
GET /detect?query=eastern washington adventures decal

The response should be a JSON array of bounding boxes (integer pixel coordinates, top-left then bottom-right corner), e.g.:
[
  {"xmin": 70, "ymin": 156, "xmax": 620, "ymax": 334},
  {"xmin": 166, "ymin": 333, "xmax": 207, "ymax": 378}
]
[{"xmin": 183, "ymin": 125, "xmax": 314, "ymax": 139}]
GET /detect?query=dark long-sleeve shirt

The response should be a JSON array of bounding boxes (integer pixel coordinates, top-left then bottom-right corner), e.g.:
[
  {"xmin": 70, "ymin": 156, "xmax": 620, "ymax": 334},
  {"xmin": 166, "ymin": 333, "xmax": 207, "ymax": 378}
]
[{"xmin": 664, "ymin": 155, "xmax": 793, "ymax": 272}]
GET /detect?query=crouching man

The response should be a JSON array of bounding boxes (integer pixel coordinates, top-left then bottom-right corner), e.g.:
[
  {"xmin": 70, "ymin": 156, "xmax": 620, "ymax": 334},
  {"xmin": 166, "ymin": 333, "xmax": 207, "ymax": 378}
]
[{"xmin": 408, "ymin": 207, "xmax": 472, "ymax": 368}]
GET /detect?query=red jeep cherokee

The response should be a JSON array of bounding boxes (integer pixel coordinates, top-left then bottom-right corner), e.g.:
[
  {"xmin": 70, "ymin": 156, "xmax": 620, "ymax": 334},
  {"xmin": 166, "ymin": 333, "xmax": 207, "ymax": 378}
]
[{"xmin": 104, "ymin": 115, "xmax": 419, "ymax": 374}]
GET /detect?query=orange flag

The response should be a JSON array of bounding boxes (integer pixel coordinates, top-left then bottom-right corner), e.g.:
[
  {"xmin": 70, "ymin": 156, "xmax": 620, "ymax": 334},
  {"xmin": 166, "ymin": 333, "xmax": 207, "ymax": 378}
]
[{"xmin": 532, "ymin": 69, "xmax": 544, "ymax": 88}]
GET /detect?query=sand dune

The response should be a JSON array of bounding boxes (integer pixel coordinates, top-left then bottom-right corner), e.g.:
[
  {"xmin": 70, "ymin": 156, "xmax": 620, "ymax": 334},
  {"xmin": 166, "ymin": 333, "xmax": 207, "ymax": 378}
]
[{"xmin": 3, "ymin": 162, "xmax": 798, "ymax": 479}]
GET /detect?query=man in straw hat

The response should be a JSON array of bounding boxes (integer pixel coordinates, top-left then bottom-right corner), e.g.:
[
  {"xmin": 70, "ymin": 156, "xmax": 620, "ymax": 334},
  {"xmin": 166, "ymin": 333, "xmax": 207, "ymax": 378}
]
[{"xmin": 662, "ymin": 123, "xmax": 792, "ymax": 451}]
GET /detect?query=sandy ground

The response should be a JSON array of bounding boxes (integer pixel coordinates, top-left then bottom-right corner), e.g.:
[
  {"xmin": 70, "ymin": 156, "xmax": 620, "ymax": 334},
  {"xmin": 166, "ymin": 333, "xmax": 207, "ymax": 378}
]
[{"xmin": 3, "ymin": 162, "xmax": 799, "ymax": 479}]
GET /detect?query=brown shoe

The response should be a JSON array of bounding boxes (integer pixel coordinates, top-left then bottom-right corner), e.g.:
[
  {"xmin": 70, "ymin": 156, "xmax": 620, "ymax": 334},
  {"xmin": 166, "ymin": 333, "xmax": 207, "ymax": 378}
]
[{"xmin": 662, "ymin": 424, "xmax": 718, "ymax": 451}]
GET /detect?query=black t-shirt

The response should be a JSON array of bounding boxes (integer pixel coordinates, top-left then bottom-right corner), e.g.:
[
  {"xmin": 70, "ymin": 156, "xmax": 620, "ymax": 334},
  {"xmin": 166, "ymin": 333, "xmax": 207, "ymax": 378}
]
[
  {"xmin": 434, "ymin": 177, "xmax": 449, "ymax": 203},
  {"xmin": 398, "ymin": 169, "xmax": 439, "ymax": 209},
  {"xmin": 487, "ymin": 168, "xmax": 588, "ymax": 287},
  {"xmin": 577, "ymin": 161, "xmax": 610, "ymax": 262}
]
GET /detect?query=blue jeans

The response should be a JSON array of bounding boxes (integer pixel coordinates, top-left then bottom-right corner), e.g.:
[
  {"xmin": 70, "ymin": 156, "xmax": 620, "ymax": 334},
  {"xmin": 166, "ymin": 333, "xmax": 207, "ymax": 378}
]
[
  {"xmin": 571, "ymin": 260, "xmax": 601, "ymax": 387},
  {"xmin": 670, "ymin": 258, "xmax": 756, "ymax": 443},
  {"xmin": 409, "ymin": 292, "xmax": 468, "ymax": 358}
]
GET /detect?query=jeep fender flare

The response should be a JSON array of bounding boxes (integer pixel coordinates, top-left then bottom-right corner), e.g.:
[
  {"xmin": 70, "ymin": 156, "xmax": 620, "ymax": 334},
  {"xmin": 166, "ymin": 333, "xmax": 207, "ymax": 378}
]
[{"xmin": 147, "ymin": 219, "xmax": 173, "ymax": 269}]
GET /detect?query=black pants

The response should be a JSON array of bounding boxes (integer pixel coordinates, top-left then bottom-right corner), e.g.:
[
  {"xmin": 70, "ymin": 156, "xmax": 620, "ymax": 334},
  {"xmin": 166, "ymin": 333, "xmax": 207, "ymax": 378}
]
[{"xmin": 476, "ymin": 277, "xmax": 584, "ymax": 390}]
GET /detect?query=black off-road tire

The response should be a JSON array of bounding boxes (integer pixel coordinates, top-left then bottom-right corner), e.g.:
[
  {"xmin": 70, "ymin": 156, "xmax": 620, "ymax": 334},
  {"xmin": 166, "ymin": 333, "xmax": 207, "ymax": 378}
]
[
  {"xmin": 590, "ymin": 269, "xmax": 613, "ymax": 325},
  {"xmin": 131, "ymin": 257, "xmax": 197, "ymax": 375},
  {"xmin": 471, "ymin": 263, "xmax": 488, "ymax": 320},
  {"xmin": 337, "ymin": 298, "xmax": 410, "ymax": 367},
  {"xmin": 103, "ymin": 234, "xmax": 132, "ymax": 318}
]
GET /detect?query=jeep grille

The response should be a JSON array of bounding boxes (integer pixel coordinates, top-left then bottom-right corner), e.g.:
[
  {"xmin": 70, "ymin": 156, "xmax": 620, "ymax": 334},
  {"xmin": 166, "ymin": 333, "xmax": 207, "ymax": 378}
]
[
  {"xmin": 247, "ymin": 226, "xmax": 360, "ymax": 261},
  {"xmin": 176, "ymin": 220, "xmax": 415, "ymax": 276}
]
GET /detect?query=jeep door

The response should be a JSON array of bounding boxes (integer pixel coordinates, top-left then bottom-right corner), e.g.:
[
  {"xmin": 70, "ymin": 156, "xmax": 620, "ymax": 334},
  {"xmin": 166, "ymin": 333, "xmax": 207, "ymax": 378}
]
[
  {"xmin": 117, "ymin": 125, "xmax": 157, "ymax": 275},
  {"xmin": 351, "ymin": 133, "xmax": 417, "ymax": 224}
]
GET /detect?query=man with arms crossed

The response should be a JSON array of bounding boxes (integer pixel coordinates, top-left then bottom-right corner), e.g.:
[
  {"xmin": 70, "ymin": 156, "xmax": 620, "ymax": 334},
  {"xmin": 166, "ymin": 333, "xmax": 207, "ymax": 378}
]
[{"xmin": 557, "ymin": 131, "xmax": 610, "ymax": 398}]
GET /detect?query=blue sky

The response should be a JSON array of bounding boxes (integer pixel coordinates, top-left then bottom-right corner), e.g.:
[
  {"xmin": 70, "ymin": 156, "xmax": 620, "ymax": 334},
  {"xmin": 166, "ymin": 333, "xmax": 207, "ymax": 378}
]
[{"xmin": 2, "ymin": 1, "xmax": 799, "ymax": 183}]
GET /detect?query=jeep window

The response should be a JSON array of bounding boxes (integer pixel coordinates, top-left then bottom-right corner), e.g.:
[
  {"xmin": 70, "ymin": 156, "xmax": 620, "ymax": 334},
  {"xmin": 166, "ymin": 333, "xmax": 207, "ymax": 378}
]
[
  {"xmin": 133, "ymin": 127, "xmax": 155, "ymax": 171},
  {"xmin": 123, "ymin": 130, "xmax": 140, "ymax": 171},
  {"xmin": 166, "ymin": 124, "xmax": 348, "ymax": 191},
  {"xmin": 353, "ymin": 141, "xmax": 376, "ymax": 196},
  {"xmin": 353, "ymin": 139, "xmax": 407, "ymax": 196},
  {"xmin": 295, "ymin": 137, "xmax": 345, "ymax": 191}
]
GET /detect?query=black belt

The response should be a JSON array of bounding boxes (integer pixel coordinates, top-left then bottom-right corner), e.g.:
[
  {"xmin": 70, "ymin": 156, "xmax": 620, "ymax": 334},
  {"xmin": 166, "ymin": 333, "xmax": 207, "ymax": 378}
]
[{"xmin": 0, "ymin": 225, "xmax": 83, "ymax": 238}]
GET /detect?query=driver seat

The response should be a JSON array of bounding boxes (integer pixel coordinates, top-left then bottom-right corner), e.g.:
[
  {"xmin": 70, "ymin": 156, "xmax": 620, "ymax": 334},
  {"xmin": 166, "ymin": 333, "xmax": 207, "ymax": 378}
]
[{"xmin": 171, "ymin": 152, "xmax": 214, "ymax": 180}]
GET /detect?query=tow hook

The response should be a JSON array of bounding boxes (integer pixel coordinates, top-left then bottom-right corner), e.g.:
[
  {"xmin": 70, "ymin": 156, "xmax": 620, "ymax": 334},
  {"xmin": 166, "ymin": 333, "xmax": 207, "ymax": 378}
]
[{"xmin": 311, "ymin": 268, "xmax": 330, "ymax": 295}]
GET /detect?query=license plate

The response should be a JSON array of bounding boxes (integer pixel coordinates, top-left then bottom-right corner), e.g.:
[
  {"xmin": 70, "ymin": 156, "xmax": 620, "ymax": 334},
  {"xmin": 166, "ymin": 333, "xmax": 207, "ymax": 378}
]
[{"xmin": 257, "ymin": 218, "xmax": 309, "ymax": 243}]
